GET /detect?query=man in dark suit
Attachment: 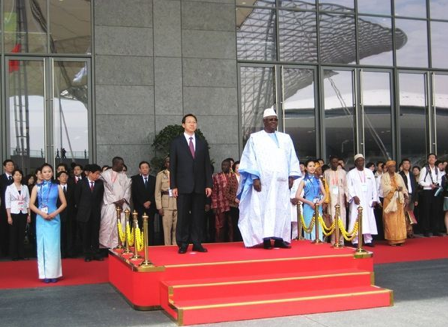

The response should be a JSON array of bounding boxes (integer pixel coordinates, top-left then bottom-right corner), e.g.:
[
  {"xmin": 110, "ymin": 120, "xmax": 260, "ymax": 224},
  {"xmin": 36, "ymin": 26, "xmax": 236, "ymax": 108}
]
[
  {"xmin": 400, "ymin": 158, "xmax": 419, "ymax": 237},
  {"xmin": 57, "ymin": 170, "xmax": 76, "ymax": 258},
  {"xmin": 75, "ymin": 164, "xmax": 104, "ymax": 262},
  {"xmin": 131, "ymin": 161, "xmax": 157, "ymax": 245},
  {"xmin": 170, "ymin": 114, "xmax": 213, "ymax": 254},
  {"xmin": 1, "ymin": 159, "xmax": 15, "ymax": 257}
]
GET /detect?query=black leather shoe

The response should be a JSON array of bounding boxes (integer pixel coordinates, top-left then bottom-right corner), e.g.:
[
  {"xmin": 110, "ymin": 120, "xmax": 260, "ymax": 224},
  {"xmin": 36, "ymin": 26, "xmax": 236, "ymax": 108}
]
[
  {"xmin": 274, "ymin": 240, "xmax": 291, "ymax": 249},
  {"xmin": 433, "ymin": 233, "xmax": 443, "ymax": 237},
  {"xmin": 93, "ymin": 255, "xmax": 104, "ymax": 261},
  {"xmin": 84, "ymin": 257, "xmax": 92, "ymax": 262},
  {"xmin": 423, "ymin": 233, "xmax": 431, "ymax": 237},
  {"xmin": 178, "ymin": 245, "xmax": 188, "ymax": 254},
  {"xmin": 192, "ymin": 244, "xmax": 208, "ymax": 253},
  {"xmin": 263, "ymin": 239, "xmax": 272, "ymax": 249}
]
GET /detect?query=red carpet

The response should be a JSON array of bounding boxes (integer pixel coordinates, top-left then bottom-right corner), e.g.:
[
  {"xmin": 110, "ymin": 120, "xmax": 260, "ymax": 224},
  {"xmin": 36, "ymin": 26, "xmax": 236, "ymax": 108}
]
[
  {"xmin": 0, "ymin": 258, "xmax": 108, "ymax": 290},
  {"xmin": 372, "ymin": 236, "xmax": 448, "ymax": 264}
]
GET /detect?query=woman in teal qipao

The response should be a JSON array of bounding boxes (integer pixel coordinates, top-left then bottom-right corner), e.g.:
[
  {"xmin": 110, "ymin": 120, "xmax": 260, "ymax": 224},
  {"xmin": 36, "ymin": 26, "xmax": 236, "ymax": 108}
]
[
  {"xmin": 295, "ymin": 160, "xmax": 326, "ymax": 241},
  {"xmin": 30, "ymin": 164, "xmax": 66, "ymax": 283}
]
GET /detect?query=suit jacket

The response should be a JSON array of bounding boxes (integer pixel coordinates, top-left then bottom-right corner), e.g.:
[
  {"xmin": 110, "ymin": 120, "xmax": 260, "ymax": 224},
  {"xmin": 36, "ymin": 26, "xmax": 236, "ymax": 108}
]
[
  {"xmin": 58, "ymin": 183, "xmax": 75, "ymax": 223},
  {"xmin": 131, "ymin": 174, "xmax": 156, "ymax": 216},
  {"xmin": 0, "ymin": 174, "xmax": 13, "ymax": 215},
  {"xmin": 399, "ymin": 171, "xmax": 418, "ymax": 203},
  {"xmin": 75, "ymin": 179, "xmax": 104, "ymax": 223},
  {"xmin": 169, "ymin": 134, "xmax": 213, "ymax": 194}
]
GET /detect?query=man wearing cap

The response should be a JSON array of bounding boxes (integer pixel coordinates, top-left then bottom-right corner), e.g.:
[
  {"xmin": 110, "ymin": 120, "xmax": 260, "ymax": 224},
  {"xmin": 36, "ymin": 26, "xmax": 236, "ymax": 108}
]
[
  {"xmin": 238, "ymin": 108, "xmax": 301, "ymax": 249},
  {"xmin": 346, "ymin": 154, "xmax": 378, "ymax": 247}
]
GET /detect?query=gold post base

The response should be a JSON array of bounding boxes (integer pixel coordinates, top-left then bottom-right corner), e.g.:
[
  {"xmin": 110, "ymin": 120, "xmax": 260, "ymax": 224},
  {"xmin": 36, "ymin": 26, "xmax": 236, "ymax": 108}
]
[
  {"xmin": 333, "ymin": 242, "xmax": 344, "ymax": 249},
  {"xmin": 312, "ymin": 239, "xmax": 323, "ymax": 244}
]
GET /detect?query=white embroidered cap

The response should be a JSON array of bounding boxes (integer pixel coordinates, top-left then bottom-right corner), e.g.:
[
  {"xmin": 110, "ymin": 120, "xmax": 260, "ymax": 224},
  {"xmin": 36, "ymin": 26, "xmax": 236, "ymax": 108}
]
[
  {"xmin": 354, "ymin": 153, "xmax": 365, "ymax": 161},
  {"xmin": 263, "ymin": 108, "xmax": 278, "ymax": 118}
]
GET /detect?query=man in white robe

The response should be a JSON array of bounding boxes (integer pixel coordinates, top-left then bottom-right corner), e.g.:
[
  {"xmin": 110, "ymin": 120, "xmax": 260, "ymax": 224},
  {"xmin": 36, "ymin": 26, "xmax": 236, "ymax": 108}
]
[
  {"xmin": 347, "ymin": 154, "xmax": 378, "ymax": 246},
  {"xmin": 238, "ymin": 108, "xmax": 301, "ymax": 249},
  {"xmin": 99, "ymin": 157, "xmax": 132, "ymax": 249}
]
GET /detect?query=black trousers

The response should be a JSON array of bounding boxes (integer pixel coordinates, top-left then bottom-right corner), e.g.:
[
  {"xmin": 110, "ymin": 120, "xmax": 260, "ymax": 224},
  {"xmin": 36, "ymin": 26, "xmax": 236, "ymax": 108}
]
[
  {"xmin": 0, "ymin": 210, "xmax": 10, "ymax": 256},
  {"xmin": 373, "ymin": 198, "xmax": 384, "ymax": 240},
  {"xmin": 421, "ymin": 190, "xmax": 442, "ymax": 234},
  {"xmin": 136, "ymin": 210, "xmax": 157, "ymax": 246},
  {"xmin": 176, "ymin": 192, "xmax": 205, "ymax": 246},
  {"xmin": 229, "ymin": 207, "xmax": 242, "ymax": 242},
  {"xmin": 79, "ymin": 216, "xmax": 100, "ymax": 257},
  {"xmin": 9, "ymin": 213, "xmax": 27, "ymax": 259}
]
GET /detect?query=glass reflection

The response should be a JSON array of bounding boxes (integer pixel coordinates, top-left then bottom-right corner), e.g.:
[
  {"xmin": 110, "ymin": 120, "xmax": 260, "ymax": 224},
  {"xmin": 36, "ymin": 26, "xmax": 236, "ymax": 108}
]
[
  {"xmin": 7, "ymin": 60, "xmax": 46, "ymax": 174},
  {"xmin": 240, "ymin": 66, "xmax": 276, "ymax": 143},
  {"xmin": 319, "ymin": 13, "xmax": 356, "ymax": 64},
  {"xmin": 324, "ymin": 70, "xmax": 355, "ymax": 165},
  {"xmin": 357, "ymin": 0, "xmax": 391, "ymax": 16},
  {"xmin": 237, "ymin": 7, "xmax": 276, "ymax": 61},
  {"xmin": 399, "ymin": 73, "xmax": 427, "ymax": 166},
  {"xmin": 53, "ymin": 61, "xmax": 89, "ymax": 164},
  {"xmin": 395, "ymin": 19, "xmax": 428, "ymax": 68},
  {"xmin": 279, "ymin": 10, "xmax": 317, "ymax": 63},
  {"xmin": 283, "ymin": 68, "xmax": 316, "ymax": 160},
  {"xmin": 319, "ymin": 0, "xmax": 354, "ymax": 12},
  {"xmin": 279, "ymin": 0, "xmax": 316, "ymax": 9},
  {"xmin": 50, "ymin": 0, "xmax": 91, "ymax": 54},
  {"xmin": 430, "ymin": 22, "xmax": 448, "ymax": 69},
  {"xmin": 358, "ymin": 16, "xmax": 393, "ymax": 66},
  {"xmin": 394, "ymin": 0, "xmax": 426, "ymax": 19},
  {"xmin": 361, "ymin": 72, "xmax": 392, "ymax": 162},
  {"xmin": 430, "ymin": 0, "xmax": 448, "ymax": 20},
  {"xmin": 434, "ymin": 74, "xmax": 448, "ymax": 160},
  {"xmin": 4, "ymin": 0, "xmax": 48, "ymax": 53}
]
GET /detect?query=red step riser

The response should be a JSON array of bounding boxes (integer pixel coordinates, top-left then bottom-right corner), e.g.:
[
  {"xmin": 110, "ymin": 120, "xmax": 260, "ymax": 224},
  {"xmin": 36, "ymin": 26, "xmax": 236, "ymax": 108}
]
[
  {"xmin": 162, "ymin": 256, "xmax": 373, "ymax": 283},
  {"xmin": 180, "ymin": 291, "xmax": 392, "ymax": 325},
  {"xmin": 169, "ymin": 274, "xmax": 372, "ymax": 303},
  {"xmin": 159, "ymin": 283, "xmax": 178, "ymax": 320}
]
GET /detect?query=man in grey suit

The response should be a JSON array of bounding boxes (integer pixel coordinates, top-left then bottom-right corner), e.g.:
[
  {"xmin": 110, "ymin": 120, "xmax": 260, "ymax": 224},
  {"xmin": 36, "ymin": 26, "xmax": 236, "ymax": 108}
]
[{"xmin": 170, "ymin": 114, "xmax": 213, "ymax": 254}]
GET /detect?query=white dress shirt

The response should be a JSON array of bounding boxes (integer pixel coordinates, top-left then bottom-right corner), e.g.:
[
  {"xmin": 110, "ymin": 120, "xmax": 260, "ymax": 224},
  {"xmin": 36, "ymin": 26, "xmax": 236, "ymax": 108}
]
[
  {"xmin": 184, "ymin": 132, "xmax": 196, "ymax": 151},
  {"xmin": 5, "ymin": 184, "xmax": 30, "ymax": 214},
  {"xmin": 419, "ymin": 166, "xmax": 442, "ymax": 190}
]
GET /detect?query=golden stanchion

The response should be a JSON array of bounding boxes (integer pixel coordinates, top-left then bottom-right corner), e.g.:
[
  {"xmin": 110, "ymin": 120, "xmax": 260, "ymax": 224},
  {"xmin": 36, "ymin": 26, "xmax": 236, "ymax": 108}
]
[
  {"xmin": 131, "ymin": 210, "xmax": 141, "ymax": 260},
  {"xmin": 297, "ymin": 203, "xmax": 304, "ymax": 240},
  {"xmin": 333, "ymin": 204, "xmax": 343, "ymax": 248},
  {"xmin": 124, "ymin": 209, "xmax": 131, "ymax": 254},
  {"xmin": 312, "ymin": 204, "xmax": 323, "ymax": 244},
  {"xmin": 355, "ymin": 206, "xmax": 369, "ymax": 258},
  {"xmin": 140, "ymin": 212, "xmax": 153, "ymax": 267},
  {"xmin": 115, "ymin": 206, "xmax": 123, "ymax": 249}
]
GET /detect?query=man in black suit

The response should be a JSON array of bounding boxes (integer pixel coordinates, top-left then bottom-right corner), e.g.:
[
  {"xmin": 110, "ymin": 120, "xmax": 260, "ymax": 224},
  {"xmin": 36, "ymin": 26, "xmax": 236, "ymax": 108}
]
[
  {"xmin": 75, "ymin": 164, "xmax": 104, "ymax": 262},
  {"xmin": 1, "ymin": 159, "xmax": 15, "ymax": 257},
  {"xmin": 131, "ymin": 161, "xmax": 157, "ymax": 245},
  {"xmin": 400, "ymin": 158, "xmax": 419, "ymax": 237},
  {"xmin": 57, "ymin": 170, "xmax": 76, "ymax": 258},
  {"xmin": 170, "ymin": 114, "xmax": 213, "ymax": 254}
]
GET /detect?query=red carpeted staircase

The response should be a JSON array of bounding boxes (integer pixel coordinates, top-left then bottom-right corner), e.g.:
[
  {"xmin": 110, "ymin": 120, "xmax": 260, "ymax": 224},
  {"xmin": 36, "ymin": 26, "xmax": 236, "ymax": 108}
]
[{"xmin": 153, "ymin": 243, "xmax": 393, "ymax": 325}]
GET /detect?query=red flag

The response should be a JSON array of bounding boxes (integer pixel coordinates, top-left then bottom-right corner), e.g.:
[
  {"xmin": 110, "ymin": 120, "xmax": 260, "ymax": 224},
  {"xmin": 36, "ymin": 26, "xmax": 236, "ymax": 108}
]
[{"xmin": 9, "ymin": 44, "xmax": 21, "ymax": 73}]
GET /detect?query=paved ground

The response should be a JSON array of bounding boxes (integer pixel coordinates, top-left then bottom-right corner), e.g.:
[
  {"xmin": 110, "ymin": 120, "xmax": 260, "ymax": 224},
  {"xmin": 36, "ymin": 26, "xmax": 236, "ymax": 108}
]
[{"xmin": 1, "ymin": 259, "xmax": 447, "ymax": 327}]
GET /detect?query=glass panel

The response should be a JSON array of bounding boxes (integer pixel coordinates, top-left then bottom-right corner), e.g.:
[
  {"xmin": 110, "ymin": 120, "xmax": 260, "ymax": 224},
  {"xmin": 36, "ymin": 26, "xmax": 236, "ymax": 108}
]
[
  {"xmin": 399, "ymin": 73, "xmax": 427, "ymax": 166},
  {"xmin": 394, "ymin": 0, "xmax": 426, "ymax": 19},
  {"xmin": 319, "ymin": 13, "xmax": 356, "ymax": 64},
  {"xmin": 324, "ymin": 70, "xmax": 355, "ymax": 165},
  {"xmin": 236, "ymin": 0, "xmax": 275, "ymax": 7},
  {"xmin": 430, "ymin": 0, "xmax": 448, "ymax": 20},
  {"xmin": 240, "ymin": 66, "xmax": 276, "ymax": 143},
  {"xmin": 319, "ymin": 0, "xmax": 354, "ymax": 12},
  {"xmin": 283, "ymin": 68, "xmax": 316, "ymax": 160},
  {"xmin": 430, "ymin": 22, "xmax": 448, "ymax": 69},
  {"xmin": 434, "ymin": 74, "xmax": 448, "ymax": 160},
  {"xmin": 237, "ymin": 8, "xmax": 276, "ymax": 61},
  {"xmin": 279, "ymin": 10, "xmax": 317, "ymax": 63},
  {"xmin": 4, "ymin": 0, "xmax": 48, "ymax": 53},
  {"xmin": 49, "ymin": 0, "xmax": 92, "ymax": 54},
  {"xmin": 53, "ymin": 61, "xmax": 90, "ymax": 166},
  {"xmin": 279, "ymin": 0, "xmax": 316, "ymax": 9},
  {"xmin": 395, "ymin": 19, "xmax": 428, "ymax": 68},
  {"xmin": 357, "ymin": 0, "xmax": 391, "ymax": 16},
  {"xmin": 358, "ymin": 16, "xmax": 394, "ymax": 66},
  {"xmin": 7, "ymin": 59, "xmax": 46, "ymax": 175},
  {"xmin": 361, "ymin": 72, "xmax": 392, "ymax": 162}
]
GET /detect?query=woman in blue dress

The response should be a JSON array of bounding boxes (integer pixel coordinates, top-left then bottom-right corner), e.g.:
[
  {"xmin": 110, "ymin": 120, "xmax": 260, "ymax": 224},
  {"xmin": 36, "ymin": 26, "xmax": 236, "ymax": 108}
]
[
  {"xmin": 295, "ymin": 160, "xmax": 326, "ymax": 241},
  {"xmin": 30, "ymin": 163, "xmax": 67, "ymax": 283}
]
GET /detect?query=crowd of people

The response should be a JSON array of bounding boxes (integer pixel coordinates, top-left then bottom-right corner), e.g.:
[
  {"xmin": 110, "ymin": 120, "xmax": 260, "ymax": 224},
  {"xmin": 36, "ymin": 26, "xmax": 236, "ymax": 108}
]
[{"xmin": 1, "ymin": 112, "xmax": 448, "ymax": 281}]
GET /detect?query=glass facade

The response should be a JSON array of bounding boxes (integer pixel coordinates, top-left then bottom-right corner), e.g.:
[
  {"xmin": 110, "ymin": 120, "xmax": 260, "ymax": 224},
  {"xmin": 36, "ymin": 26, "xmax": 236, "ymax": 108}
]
[
  {"xmin": 1, "ymin": 0, "xmax": 92, "ymax": 174},
  {"xmin": 237, "ymin": 0, "xmax": 448, "ymax": 165}
]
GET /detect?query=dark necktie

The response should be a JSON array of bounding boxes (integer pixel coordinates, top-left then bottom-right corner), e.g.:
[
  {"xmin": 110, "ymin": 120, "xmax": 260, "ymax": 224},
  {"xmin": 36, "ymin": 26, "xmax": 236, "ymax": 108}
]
[
  {"xmin": 63, "ymin": 186, "xmax": 67, "ymax": 193},
  {"xmin": 8, "ymin": 175, "xmax": 13, "ymax": 184},
  {"xmin": 144, "ymin": 177, "xmax": 148, "ymax": 189},
  {"xmin": 189, "ymin": 137, "xmax": 195, "ymax": 158},
  {"xmin": 90, "ymin": 182, "xmax": 94, "ymax": 192}
]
